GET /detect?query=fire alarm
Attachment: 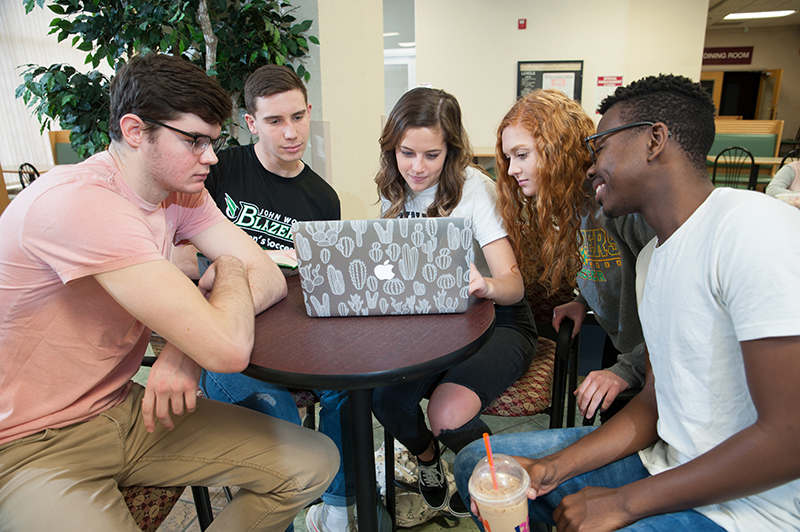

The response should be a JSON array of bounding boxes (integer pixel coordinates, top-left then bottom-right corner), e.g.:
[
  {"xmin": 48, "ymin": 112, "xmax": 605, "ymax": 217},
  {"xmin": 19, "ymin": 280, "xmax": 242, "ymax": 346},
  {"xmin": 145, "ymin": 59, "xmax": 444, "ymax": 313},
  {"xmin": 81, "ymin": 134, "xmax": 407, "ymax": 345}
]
[{"xmin": 518, "ymin": 19, "xmax": 527, "ymax": 29}]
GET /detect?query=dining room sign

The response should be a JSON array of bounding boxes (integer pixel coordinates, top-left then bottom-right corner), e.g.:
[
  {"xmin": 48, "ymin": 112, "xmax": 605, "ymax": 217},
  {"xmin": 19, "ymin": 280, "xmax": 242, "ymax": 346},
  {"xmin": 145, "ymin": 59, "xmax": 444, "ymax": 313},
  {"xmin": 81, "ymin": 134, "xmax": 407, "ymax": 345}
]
[{"xmin": 703, "ymin": 47, "xmax": 754, "ymax": 66}]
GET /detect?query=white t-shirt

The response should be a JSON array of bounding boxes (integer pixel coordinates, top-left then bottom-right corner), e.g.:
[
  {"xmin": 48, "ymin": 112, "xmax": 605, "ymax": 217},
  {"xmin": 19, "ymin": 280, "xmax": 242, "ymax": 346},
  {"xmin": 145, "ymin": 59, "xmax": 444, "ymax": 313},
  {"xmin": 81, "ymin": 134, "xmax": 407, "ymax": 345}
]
[
  {"xmin": 638, "ymin": 188, "xmax": 800, "ymax": 531},
  {"xmin": 379, "ymin": 166, "xmax": 506, "ymax": 278}
]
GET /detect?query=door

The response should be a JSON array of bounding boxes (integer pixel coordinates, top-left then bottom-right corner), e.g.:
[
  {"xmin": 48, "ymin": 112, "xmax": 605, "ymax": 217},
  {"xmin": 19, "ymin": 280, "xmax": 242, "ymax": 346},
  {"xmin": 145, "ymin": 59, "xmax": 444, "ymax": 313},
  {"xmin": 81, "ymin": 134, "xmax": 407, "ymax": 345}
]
[
  {"xmin": 756, "ymin": 69, "xmax": 783, "ymax": 120},
  {"xmin": 701, "ymin": 71, "xmax": 724, "ymax": 116}
]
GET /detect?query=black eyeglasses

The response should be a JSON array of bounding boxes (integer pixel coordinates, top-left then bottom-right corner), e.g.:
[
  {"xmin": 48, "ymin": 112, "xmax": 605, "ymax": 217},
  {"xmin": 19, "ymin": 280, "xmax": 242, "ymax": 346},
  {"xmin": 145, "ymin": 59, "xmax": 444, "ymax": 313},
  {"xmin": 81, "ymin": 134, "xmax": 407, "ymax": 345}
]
[
  {"xmin": 140, "ymin": 117, "xmax": 227, "ymax": 155},
  {"xmin": 584, "ymin": 121, "xmax": 658, "ymax": 163}
]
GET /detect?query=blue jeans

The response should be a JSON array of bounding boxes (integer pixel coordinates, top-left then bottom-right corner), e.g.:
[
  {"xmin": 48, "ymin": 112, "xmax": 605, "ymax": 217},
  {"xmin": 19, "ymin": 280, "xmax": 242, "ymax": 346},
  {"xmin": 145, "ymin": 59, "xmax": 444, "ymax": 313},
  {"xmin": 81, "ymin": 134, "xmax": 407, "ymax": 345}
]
[
  {"xmin": 454, "ymin": 427, "xmax": 725, "ymax": 532},
  {"xmin": 200, "ymin": 371, "xmax": 355, "ymax": 509}
]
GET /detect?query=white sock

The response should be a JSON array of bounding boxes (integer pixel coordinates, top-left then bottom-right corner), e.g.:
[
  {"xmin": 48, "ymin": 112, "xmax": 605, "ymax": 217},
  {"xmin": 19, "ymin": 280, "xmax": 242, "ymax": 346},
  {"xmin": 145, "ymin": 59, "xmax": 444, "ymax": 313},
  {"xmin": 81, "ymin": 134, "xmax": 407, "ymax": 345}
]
[{"xmin": 322, "ymin": 503, "xmax": 355, "ymax": 528}]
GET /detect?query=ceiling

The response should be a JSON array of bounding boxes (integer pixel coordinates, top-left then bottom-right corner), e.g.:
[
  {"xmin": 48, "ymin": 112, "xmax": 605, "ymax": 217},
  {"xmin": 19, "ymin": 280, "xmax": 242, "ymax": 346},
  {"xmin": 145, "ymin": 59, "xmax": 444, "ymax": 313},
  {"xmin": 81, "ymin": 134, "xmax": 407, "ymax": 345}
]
[
  {"xmin": 706, "ymin": 0, "xmax": 800, "ymax": 29},
  {"xmin": 382, "ymin": 0, "xmax": 800, "ymax": 51}
]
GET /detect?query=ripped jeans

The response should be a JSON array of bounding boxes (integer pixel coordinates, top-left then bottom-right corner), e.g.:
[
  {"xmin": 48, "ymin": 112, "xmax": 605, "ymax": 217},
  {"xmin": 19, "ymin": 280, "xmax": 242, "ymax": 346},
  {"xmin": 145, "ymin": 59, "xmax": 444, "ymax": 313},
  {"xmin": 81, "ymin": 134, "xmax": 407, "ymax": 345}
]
[{"xmin": 200, "ymin": 372, "xmax": 354, "ymax": 508}]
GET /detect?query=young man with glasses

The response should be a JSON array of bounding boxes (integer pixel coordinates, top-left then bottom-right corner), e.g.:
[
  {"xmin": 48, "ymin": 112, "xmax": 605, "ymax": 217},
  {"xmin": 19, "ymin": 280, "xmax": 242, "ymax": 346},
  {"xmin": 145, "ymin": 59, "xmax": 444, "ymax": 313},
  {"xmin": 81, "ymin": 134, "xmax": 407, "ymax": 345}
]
[
  {"xmin": 0, "ymin": 53, "xmax": 338, "ymax": 532},
  {"xmin": 455, "ymin": 74, "xmax": 800, "ymax": 531}
]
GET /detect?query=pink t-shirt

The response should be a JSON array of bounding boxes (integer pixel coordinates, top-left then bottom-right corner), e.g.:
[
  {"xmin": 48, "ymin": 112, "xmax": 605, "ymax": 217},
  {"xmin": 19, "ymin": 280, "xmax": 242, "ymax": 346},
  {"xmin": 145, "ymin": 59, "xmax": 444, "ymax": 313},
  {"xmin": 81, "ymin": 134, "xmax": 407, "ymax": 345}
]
[{"xmin": 0, "ymin": 152, "xmax": 224, "ymax": 445}]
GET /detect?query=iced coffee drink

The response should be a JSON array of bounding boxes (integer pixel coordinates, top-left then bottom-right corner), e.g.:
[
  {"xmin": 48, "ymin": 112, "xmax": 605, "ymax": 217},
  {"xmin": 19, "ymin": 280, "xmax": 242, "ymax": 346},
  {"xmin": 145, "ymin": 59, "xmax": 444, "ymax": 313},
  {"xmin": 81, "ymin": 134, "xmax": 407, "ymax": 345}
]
[{"xmin": 468, "ymin": 454, "xmax": 530, "ymax": 532}]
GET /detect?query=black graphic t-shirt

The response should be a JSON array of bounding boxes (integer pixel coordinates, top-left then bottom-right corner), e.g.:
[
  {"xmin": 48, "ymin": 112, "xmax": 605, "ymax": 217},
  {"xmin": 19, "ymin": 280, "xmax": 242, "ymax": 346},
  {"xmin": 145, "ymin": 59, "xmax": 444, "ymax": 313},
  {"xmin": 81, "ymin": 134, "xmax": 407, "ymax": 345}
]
[{"xmin": 205, "ymin": 144, "xmax": 341, "ymax": 249}]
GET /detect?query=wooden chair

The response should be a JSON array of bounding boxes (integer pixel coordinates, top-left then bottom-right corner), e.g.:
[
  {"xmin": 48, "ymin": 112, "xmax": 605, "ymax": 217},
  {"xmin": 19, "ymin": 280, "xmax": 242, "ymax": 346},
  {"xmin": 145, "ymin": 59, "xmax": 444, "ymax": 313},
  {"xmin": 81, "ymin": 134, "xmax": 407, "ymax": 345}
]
[
  {"xmin": 49, "ymin": 130, "xmax": 85, "ymax": 165},
  {"xmin": 712, "ymin": 146, "xmax": 755, "ymax": 190},
  {"xmin": 0, "ymin": 161, "xmax": 11, "ymax": 216}
]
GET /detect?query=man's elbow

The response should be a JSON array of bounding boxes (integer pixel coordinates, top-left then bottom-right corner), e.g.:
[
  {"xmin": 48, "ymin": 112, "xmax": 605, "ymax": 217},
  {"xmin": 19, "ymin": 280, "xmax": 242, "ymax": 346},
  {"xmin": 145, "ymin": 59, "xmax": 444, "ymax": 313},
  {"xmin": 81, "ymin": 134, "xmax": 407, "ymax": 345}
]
[{"xmin": 204, "ymin": 338, "xmax": 253, "ymax": 373}]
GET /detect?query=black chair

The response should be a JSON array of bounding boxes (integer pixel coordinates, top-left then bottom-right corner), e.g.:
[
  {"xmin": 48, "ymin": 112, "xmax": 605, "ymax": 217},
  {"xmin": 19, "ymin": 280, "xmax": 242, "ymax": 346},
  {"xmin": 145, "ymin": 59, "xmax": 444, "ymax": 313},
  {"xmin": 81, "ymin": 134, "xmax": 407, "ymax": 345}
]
[
  {"xmin": 780, "ymin": 148, "xmax": 800, "ymax": 169},
  {"xmin": 580, "ymin": 316, "xmax": 642, "ymax": 426},
  {"xmin": 712, "ymin": 146, "xmax": 756, "ymax": 190},
  {"xmin": 18, "ymin": 163, "xmax": 39, "ymax": 189}
]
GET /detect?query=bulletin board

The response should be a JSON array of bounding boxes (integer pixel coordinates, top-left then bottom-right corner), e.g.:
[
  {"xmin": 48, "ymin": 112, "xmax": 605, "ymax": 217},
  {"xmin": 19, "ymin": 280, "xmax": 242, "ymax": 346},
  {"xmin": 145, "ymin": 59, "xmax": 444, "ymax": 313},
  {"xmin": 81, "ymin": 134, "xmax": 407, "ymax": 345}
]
[{"xmin": 517, "ymin": 60, "xmax": 584, "ymax": 101}]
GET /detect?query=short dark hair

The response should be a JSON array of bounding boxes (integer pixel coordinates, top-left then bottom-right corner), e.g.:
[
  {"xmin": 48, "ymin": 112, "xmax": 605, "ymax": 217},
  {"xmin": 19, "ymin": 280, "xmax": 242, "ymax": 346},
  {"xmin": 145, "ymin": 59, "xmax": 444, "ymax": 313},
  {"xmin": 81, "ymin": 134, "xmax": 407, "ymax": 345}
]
[
  {"xmin": 599, "ymin": 74, "xmax": 716, "ymax": 171},
  {"xmin": 108, "ymin": 53, "xmax": 232, "ymax": 142},
  {"xmin": 244, "ymin": 65, "xmax": 308, "ymax": 116}
]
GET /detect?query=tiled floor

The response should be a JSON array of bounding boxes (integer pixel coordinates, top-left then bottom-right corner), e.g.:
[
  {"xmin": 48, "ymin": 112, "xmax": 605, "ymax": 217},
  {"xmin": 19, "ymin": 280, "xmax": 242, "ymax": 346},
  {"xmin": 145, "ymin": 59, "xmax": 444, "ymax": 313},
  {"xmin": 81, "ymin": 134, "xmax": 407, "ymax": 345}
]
[{"xmin": 136, "ymin": 373, "xmax": 590, "ymax": 532}]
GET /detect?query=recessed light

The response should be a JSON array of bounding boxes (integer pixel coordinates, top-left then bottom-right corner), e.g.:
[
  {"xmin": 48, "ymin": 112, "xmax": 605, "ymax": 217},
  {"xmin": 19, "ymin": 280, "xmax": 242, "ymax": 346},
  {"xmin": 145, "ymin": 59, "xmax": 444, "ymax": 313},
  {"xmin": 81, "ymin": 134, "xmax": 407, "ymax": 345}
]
[
  {"xmin": 398, "ymin": 42, "xmax": 416, "ymax": 47},
  {"xmin": 724, "ymin": 10, "xmax": 795, "ymax": 20},
  {"xmin": 383, "ymin": 32, "xmax": 399, "ymax": 37}
]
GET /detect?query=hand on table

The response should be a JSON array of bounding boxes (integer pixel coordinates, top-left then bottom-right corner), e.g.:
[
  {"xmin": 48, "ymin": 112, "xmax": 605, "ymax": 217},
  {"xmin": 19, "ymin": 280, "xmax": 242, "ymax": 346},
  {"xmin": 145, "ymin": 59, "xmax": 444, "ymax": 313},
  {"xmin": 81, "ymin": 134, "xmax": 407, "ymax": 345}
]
[
  {"xmin": 574, "ymin": 370, "xmax": 629, "ymax": 419},
  {"xmin": 553, "ymin": 486, "xmax": 634, "ymax": 532},
  {"xmin": 468, "ymin": 263, "xmax": 492, "ymax": 299},
  {"xmin": 142, "ymin": 343, "xmax": 202, "ymax": 432},
  {"xmin": 553, "ymin": 302, "xmax": 588, "ymax": 338}
]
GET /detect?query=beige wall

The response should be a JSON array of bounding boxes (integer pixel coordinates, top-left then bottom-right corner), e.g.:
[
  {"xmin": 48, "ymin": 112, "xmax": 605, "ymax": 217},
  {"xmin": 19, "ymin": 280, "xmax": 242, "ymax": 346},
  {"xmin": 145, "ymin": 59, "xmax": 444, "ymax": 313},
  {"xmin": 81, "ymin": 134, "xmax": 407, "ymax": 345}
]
[
  {"xmin": 415, "ymin": 0, "xmax": 709, "ymax": 152},
  {"xmin": 704, "ymin": 27, "xmax": 800, "ymax": 142},
  {"xmin": 315, "ymin": 0, "xmax": 386, "ymax": 220}
]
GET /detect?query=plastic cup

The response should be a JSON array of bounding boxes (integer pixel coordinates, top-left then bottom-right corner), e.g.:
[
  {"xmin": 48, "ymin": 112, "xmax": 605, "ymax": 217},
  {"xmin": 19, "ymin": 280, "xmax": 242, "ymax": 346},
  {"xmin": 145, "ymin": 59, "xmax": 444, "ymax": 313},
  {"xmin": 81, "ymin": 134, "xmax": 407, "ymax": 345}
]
[{"xmin": 468, "ymin": 453, "xmax": 530, "ymax": 532}]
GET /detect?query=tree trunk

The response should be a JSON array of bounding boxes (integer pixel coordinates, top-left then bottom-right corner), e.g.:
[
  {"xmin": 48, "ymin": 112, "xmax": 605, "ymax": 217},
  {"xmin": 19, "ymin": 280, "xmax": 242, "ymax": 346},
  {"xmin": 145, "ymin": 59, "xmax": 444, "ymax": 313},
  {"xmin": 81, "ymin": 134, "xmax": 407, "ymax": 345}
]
[{"xmin": 196, "ymin": 0, "xmax": 217, "ymax": 72}]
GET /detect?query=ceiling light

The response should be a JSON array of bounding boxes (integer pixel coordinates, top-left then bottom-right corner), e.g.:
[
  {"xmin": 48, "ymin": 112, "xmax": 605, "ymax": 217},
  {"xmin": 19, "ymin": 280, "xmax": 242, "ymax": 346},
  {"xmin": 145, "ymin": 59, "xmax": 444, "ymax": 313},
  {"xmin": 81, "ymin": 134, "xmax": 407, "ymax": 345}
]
[
  {"xmin": 398, "ymin": 42, "xmax": 415, "ymax": 47},
  {"xmin": 724, "ymin": 10, "xmax": 795, "ymax": 20},
  {"xmin": 383, "ymin": 32, "xmax": 399, "ymax": 37}
]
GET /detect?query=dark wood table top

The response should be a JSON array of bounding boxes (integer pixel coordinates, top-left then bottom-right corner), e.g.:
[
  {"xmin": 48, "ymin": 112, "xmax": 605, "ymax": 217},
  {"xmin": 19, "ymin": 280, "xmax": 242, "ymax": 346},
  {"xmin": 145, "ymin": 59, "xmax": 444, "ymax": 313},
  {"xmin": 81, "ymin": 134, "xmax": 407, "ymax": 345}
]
[{"xmin": 243, "ymin": 276, "xmax": 496, "ymax": 390}]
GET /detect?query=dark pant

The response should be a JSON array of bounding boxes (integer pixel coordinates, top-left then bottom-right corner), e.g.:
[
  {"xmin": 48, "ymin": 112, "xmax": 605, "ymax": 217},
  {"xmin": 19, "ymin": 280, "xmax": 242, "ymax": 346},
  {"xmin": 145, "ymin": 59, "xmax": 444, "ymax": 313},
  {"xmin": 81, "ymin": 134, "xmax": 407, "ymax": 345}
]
[{"xmin": 373, "ymin": 298, "xmax": 538, "ymax": 455}]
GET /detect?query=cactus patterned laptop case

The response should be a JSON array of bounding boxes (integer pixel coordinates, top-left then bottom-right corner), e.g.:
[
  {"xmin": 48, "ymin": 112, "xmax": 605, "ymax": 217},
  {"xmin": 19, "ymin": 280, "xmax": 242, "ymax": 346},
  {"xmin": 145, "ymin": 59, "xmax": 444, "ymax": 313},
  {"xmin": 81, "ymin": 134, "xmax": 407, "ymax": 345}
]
[{"xmin": 292, "ymin": 217, "xmax": 474, "ymax": 317}]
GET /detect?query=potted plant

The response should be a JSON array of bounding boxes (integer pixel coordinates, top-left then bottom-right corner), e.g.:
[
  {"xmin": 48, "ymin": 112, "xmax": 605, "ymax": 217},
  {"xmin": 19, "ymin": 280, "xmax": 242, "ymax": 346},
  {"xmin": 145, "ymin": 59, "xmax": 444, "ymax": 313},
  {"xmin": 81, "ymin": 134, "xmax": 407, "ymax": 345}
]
[{"xmin": 16, "ymin": 0, "xmax": 319, "ymax": 159}]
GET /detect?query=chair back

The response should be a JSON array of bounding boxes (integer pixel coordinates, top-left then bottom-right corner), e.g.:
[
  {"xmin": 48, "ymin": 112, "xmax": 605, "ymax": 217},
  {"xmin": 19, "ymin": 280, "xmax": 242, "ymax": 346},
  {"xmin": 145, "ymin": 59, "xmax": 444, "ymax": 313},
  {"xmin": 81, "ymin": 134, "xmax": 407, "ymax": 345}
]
[
  {"xmin": 712, "ymin": 146, "xmax": 755, "ymax": 190},
  {"xmin": 18, "ymin": 163, "xmax": 39, "ymax": 189},
  {"xmin": 0, "ymin": 161, "xmax": 10, "ymax": 216},
  {"xmin": 49, "ymin": 130, "xmax": 85, "ymax": 164},
  {"xmin": 780, "ymin": 148, "xmax": 800, "ymax": 169}
]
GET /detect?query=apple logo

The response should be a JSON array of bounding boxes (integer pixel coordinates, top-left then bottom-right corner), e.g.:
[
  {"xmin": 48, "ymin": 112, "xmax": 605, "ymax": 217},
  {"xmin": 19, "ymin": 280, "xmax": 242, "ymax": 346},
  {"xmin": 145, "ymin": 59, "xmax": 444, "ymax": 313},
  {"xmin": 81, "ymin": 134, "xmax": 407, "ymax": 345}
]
[{"xmin": 374, "ymin": 259, "xmax": 395, "ymax": 280}]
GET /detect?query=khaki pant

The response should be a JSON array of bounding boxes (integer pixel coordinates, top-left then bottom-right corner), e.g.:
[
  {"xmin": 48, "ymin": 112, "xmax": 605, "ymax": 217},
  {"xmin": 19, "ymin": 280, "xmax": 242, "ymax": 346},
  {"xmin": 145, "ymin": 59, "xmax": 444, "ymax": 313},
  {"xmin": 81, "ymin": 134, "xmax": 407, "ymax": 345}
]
[{"xmin": 0, "ymin": 384, "xmax": 338, "ymax": 532}]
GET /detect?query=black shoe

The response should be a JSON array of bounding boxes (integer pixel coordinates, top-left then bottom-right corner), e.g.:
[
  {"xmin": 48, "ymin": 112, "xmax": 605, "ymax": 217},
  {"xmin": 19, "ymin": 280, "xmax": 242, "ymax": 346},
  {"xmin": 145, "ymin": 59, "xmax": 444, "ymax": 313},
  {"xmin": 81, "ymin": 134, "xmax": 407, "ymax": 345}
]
[
  {"xmin": 447, "ymin": 490, "xmax": 471, "ymax": 518},
  {"xmin": 417, "ymin": 443, "xmax": 448, "ymax": 511}
]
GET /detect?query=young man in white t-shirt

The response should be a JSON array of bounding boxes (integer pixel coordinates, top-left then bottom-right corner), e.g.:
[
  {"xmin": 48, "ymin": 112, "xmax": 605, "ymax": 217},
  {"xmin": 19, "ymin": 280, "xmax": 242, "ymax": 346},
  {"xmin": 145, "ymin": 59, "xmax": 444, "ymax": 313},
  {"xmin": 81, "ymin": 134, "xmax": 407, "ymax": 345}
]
[{"xmin": 455, "ymin": 74, "xmax": 800, "ymax": 531}]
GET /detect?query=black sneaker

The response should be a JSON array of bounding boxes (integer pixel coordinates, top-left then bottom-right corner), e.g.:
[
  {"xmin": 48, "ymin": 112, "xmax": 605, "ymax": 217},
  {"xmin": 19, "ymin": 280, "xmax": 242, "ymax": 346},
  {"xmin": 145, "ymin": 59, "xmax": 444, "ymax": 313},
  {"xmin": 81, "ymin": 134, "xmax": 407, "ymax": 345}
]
[
  {"xmin": 447, "ymin": 490, "xmax": 471, "ymax": 518},
  {"xmin": 416, "ymin": 444, "xmax": 448, "ymax": 511}
]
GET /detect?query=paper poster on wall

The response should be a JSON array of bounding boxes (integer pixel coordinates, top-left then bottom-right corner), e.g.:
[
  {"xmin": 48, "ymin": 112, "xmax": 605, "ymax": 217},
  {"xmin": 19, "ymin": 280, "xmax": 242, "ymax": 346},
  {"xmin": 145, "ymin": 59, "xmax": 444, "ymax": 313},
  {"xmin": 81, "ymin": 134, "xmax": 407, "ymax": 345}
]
[
  {"xmin": 596, "ymin": 76, "xmax": 623, "ymax": 113},
  {"xmin": 543, "ymin": 73, "xmax": 576, "ymax": 99},
  {"xmin": 517, "ymin": 61, "xmax": 583, "ymax": 101}
]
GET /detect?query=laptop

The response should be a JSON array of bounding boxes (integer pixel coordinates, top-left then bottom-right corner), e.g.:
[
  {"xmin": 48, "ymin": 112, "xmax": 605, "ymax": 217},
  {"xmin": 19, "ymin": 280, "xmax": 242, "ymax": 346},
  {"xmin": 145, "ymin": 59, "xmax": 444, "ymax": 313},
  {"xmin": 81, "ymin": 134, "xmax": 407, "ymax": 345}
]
[{"xmin": 292, "ymin": 217, "xmax": 474, "ymax": 317}]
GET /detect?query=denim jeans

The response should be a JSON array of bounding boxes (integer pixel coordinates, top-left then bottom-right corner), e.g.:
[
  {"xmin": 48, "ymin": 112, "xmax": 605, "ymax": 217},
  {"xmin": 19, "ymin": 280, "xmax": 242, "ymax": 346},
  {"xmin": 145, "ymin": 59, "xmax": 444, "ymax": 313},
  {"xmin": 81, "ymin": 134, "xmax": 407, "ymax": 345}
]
[
  {"xmin": 200, "ymin": 371, "xmax": 355, "ymax": 509},
  {"xmin": 454, "ymin": 427, "xmax": 725, "ymax": 532}
]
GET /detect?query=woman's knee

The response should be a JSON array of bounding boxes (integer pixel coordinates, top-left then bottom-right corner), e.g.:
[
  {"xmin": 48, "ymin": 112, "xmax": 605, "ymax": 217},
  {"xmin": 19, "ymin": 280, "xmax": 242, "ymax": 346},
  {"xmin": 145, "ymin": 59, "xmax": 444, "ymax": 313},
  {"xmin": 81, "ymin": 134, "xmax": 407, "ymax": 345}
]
[{"xmin": 428, "ymin": 383, "xmax": 482, "ymax": 434}]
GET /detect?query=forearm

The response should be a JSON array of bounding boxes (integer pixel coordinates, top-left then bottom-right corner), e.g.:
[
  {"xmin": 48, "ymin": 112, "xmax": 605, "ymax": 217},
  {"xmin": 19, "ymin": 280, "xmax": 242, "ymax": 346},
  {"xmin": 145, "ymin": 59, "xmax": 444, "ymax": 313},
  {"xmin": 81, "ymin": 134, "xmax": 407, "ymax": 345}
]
[
  {"xmin": 245, "ymin": 253, "xmax": 287, "ymax": 314},
  {"xmin": 607, "ymin": 343, "xmax": 647, "ymax": 389},
  {"xmin": 484, "ymin": 270, "xmax": 524, "ymax": 306},
  {"xmin": 551, "ymin": 383, "xmax": 660, "ymax": 481},
  {"xmin": 620, "ymin": 421, "xmax": 800, "ymax": 521},
  {"xmin": 197, "ymin": 256, "xmax": 256, "ymax": 369},
  {"xmin": 170, "ymin": 243, "xmax": 201, "ymax": 279}
]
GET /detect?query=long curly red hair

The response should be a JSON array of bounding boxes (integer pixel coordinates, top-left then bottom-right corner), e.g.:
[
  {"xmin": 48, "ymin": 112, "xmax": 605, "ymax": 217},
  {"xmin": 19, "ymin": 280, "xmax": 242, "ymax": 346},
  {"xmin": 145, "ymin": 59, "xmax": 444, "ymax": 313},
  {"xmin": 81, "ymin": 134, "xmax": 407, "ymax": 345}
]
[{"xmin": 495, "ymin": 90, "xmax": 595, "ymax": 293}]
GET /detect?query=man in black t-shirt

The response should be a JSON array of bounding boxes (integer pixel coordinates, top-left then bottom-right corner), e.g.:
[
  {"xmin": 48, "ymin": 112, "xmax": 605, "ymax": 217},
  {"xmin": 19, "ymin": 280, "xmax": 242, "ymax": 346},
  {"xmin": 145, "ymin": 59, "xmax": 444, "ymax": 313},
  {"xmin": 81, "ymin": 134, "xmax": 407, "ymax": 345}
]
[{"xmin": 195, "ymin": 66, "xmax": 354, "ymax": 532}]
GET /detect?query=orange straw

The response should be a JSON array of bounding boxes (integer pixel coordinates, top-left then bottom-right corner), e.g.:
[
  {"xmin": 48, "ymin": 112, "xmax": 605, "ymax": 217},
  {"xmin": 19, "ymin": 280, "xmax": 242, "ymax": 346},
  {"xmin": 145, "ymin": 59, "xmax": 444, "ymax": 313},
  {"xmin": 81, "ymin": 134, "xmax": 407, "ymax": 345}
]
[{"xmin": 483, "ymin": 432, "xmax": 499, "ymax": 490}]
